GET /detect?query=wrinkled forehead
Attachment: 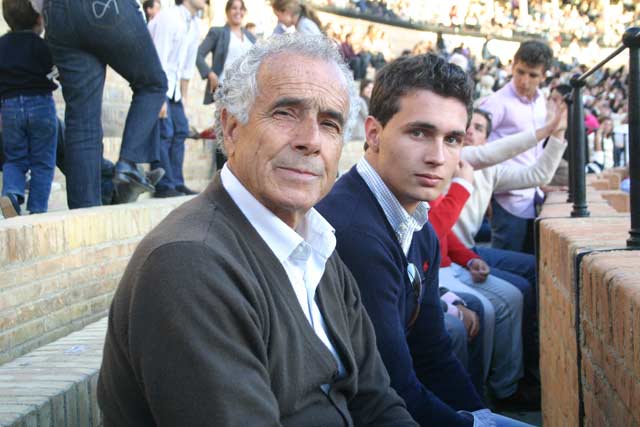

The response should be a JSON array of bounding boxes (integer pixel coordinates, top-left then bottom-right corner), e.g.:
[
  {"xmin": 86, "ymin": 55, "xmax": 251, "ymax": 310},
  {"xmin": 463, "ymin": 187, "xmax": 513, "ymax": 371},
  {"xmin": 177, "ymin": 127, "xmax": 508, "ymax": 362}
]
[{"xmin": 256, "ymin": 53, "xmax": 350, "ymax": 110}]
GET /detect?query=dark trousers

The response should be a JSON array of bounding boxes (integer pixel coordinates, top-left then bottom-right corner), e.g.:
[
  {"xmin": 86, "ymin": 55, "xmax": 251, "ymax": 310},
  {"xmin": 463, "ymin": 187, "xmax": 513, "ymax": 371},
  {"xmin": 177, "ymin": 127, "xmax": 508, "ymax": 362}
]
[
  {"xmin": 150, "ymin": 99, "xmax": 188, "ymax": 191},
  {"xmin": 1, "ymin": 95, "xmax": 58, "ymax": 213},
  {"xmin": 43, "ymin": 0, "xmax": 167, "ymax": 209},
  {"xmin": 490, "ymin": 198, "xmax": 535, "ymax": 254}
]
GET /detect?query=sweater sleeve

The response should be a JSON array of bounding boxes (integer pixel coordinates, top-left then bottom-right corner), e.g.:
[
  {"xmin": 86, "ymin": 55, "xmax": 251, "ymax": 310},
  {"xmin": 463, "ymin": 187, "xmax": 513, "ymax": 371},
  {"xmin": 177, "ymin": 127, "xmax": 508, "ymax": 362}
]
[
  {"xmin": 461, "ymin": 129, "xmax": 538, "ymax": 170},
  {"xmin": 493, "ymin": 136, "xmax": 567, "ymax": 193},
  {"xmin": 336, "ymin": 229, "xmax": 476, "ymax": 427},
  {"xmin": 196, "ymin": 27, "xmax": 220, "ymax": 79},
  {"xmin": 446, "ymin": 230, "xmax": 480, "ymax": 267},
  {"xmin": 428, "ymin": 182, "xmax": 471, "ymax": 238},
  {"xmin": 339, "ymin": 261, "xmax": 419, "ymax": 427},
  {"xmin": 124, "ymin": 243, "xmax": 283, "ymax": 426}
]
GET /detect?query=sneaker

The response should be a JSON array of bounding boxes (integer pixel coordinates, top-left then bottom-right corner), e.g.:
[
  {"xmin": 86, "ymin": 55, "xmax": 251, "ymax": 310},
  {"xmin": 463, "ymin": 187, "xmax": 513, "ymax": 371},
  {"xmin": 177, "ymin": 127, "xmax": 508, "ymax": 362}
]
[
  {"xmin": 0, "ymin": 194, "xmax": 20, "ymax": 218},
  {"xmin": 176, "ymin": 185, "xmax": 198, "ymax": 195}
]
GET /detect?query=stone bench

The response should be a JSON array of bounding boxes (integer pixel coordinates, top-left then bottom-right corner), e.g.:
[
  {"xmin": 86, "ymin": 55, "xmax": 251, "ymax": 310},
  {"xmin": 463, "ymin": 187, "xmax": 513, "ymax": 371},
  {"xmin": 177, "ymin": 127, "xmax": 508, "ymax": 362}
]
[{"xmin": 0, "ymin": 317, "xmax": 107, "ymax": 427}]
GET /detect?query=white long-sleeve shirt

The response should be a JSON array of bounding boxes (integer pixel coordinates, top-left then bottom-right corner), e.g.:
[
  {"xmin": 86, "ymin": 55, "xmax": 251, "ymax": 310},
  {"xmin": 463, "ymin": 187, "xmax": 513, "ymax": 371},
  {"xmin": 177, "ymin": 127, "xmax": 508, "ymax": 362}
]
[
  {"xmin": 454, "ymin": 132, "xmax": 567, "ymax": 248},
  {"xmin": 148, "ymin": 5, "xmax": 200, "ymax": 101}
]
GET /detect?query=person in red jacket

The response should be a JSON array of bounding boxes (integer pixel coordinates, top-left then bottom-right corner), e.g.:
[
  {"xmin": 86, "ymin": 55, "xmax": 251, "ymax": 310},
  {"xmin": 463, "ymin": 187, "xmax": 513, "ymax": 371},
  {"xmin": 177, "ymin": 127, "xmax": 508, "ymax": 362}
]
[{"xmin": 429, "ymin": 160, "xmax": 539, "ymax": 411}]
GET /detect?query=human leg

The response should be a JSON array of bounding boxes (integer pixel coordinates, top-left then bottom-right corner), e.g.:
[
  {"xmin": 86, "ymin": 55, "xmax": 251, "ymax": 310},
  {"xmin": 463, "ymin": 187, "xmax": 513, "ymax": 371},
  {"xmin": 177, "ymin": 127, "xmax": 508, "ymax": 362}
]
[
  {"xmin": 439, "ymin": 267, "xmax": 494, "ymax": 382},
  {"xmin": 452, "ymin": 264, "xmax": 524, "ymax": 399},
  {"xmin": 444, "ymin": 313, "xmax": 468, "ymax": 369},
  {"xmin": 454, "ymin": 291, "xmax": 486, "ymax": 398},
  {"xmin": 72, "ymin": 0, "xmax": 167, "ymax": 164},
  {"xmin": 168, "ymin": 100, "xmax": 188, "ymax": 188},
  {"xmin": 1, "ymin": 98, "xmax": 29, "ymax": 206},
  {"xmin": 474, "ymin": 246, "xmax": 536, "ymax": 290},
  {"xmin": 490, "ymin": 198, "xmax": 529, "ymax": 253},
  {"xmin": 25, "ymin": 95, "xmax": 58, "ymax": 213},
  {"xmin": 152, "ymin": 106, "xmax": 177, "ymax": 192}
]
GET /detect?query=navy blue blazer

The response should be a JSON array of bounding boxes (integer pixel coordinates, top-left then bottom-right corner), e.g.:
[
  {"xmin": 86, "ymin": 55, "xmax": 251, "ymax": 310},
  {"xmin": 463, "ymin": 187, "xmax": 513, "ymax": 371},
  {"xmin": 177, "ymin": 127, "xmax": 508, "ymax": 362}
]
[{"xmin": 316, "ymin": 167, "xmax": 484, "ymax": 426}]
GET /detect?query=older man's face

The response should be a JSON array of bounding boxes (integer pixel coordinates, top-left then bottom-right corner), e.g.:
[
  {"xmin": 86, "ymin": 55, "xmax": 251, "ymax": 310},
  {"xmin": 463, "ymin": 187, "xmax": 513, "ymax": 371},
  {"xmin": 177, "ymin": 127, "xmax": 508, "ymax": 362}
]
[{"xmin": 223, "ymin": 54, "xmax": 349, "ymax": 227}]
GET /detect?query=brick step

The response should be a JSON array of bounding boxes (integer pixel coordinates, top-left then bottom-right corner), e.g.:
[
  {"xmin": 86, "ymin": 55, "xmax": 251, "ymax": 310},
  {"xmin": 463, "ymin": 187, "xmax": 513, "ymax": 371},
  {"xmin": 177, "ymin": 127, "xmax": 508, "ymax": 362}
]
[
  {"xmin": 0, "ymin": 317, "xmax": 107, "ymax": 427},
  {"xmin": 3, "ymin": 137, "xmax": 218, "ymax": 212},
  {"xmin": 0, "ymin": 197, "xmax": 189, "ymax": 365},
  {"xmin": 53, "ymin": 69, "xmax": 214, "ymax": 138}
]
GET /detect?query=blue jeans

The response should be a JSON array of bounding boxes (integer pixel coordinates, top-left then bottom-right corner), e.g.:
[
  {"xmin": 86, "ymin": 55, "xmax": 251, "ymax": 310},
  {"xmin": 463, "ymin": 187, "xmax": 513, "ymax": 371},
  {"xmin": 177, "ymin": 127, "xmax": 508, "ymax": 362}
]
[
  {"xmin": 473, "ymin": 246, "xmax": 538, "ymax": 370},
  {"xmin": 43, "ymin": 0, "xmax": 167, "ymax": 209},
  {"xmin": 1, "ymin": 95, "xmax": 58, "ymax": 213},
  {"xmin": 444, "ymin": 292, "xmax": 485, "ymax": 398},
  {"xmin": 150, "ymin": 99, "xmax": 188, "ymax": 191},
  {"xmin": 490, "ymin": 198, "xmax": 535, "ymax": 254}
]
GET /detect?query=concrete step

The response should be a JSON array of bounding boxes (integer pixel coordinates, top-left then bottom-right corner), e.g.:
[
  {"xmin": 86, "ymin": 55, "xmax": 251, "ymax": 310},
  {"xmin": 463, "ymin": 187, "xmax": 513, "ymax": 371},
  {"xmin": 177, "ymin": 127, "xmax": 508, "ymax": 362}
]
[{"xmin": 0, "ymin": 317, "xmax": 107, "ymax": 427}]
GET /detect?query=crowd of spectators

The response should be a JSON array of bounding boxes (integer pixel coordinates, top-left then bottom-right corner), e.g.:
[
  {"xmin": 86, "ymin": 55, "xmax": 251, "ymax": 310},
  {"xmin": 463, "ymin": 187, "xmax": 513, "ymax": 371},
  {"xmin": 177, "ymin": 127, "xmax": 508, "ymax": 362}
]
[{"xmin": 314, "ymin": 0, "xmax": 638, "ymax": 48}]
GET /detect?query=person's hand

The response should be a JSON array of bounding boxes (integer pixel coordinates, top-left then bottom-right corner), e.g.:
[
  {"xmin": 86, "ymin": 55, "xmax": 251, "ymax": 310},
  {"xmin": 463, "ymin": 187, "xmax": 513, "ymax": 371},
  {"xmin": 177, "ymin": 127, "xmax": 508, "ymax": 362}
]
[
  {"xmin": 458, "ymin": 305, "xmax": 480, "ymax": 340},
  {"xmin": 207, "ymin": 72, "xmax": 219, "ymax": 93},
  {"xmin": 468, "ymin": 258, "xmax": 490, "ymax": 283},
  {"xmin": 538, "ymin": 97, "xmax": 566, "ymax": 140},
  {"xmin": 158, "ymin": 101, "xmax": 168, "ymax": 119},
  {"xmin": 454, "ymin": 160, "xmax": 474, "ymax": 185}
]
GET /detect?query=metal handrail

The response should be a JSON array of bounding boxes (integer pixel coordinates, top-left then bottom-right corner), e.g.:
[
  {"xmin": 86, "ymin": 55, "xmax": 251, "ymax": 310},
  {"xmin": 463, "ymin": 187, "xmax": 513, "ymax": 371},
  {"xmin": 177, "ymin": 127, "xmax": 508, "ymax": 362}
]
[{"xmin": 568, "ymin": 27, "xmax": 640, "ymax": 248}]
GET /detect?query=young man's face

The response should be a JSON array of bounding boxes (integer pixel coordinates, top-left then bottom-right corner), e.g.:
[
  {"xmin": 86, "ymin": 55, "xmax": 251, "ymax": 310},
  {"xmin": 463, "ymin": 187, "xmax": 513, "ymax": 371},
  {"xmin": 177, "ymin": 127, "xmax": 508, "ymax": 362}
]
[
  {"xmin": 512, "ymin": 60, "xmax": 545, "ymax": 100},
  {"xmin": 464, "ymin": 112, "xmax": 489, "ymax": 147},
  {"xmin": 365, "ymin": 89, "xmax": 467, "ymax": 213}
]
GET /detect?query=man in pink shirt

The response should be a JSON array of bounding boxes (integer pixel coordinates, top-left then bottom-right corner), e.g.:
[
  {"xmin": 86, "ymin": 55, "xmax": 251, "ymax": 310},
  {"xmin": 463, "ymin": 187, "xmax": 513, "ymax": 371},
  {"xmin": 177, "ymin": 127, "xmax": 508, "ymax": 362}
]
[{"xmin": 480, "ymin": 40, "xmax": 554, "ymax": 254}]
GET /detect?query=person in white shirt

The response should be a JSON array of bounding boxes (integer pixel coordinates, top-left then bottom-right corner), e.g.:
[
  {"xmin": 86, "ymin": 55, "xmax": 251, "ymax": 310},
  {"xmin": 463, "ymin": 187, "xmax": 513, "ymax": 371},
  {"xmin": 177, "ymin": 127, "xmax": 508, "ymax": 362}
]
[
  {"xmin": 148, "ymin": 0, "xmax": 204, "ymax": 197},
  {"xmin": 454, "ymin": 106, "xmax": 567, "ymax": 389}
]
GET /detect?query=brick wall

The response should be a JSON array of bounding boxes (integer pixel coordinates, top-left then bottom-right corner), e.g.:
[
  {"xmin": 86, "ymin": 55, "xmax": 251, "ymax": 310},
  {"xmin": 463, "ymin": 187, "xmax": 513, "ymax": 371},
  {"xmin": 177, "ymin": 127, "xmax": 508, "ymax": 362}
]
[
  {"xmin": 538, "ymin": 168, "xmax": 638, "ymax": 426},
  {"xmin": 0, "ymin": 197, "xmax": 190, "ymax": 365}
]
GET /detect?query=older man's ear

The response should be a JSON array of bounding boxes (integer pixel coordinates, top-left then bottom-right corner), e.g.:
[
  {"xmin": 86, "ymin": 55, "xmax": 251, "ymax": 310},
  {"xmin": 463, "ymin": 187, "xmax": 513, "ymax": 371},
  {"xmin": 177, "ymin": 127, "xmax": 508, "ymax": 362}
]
[{"xmin": 220, "ymin": 108, "xmax": 239, "ymax": 157}]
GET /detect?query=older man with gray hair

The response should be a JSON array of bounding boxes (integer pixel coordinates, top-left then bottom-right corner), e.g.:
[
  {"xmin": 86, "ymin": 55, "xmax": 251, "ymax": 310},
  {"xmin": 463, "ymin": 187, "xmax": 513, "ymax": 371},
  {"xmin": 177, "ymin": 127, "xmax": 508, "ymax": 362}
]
[{"xmin": 97, "ymin": 34, "xmax": 417, "ymax": 426}]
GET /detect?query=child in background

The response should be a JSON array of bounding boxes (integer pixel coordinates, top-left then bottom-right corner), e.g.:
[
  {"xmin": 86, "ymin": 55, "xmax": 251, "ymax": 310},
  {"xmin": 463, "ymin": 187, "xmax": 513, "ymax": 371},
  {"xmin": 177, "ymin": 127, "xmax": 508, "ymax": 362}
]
[{"xmin": 0, "ymin": 0, "xmax": 58, "ymax": 218}]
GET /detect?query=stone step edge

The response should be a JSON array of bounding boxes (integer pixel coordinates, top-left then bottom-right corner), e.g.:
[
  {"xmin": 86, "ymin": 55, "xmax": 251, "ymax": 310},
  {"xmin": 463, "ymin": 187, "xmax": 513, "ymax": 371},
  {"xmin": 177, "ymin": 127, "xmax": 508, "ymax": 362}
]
[{"xmin": 0, "ymin": 317, "xmax": 107, "ymax": 427}]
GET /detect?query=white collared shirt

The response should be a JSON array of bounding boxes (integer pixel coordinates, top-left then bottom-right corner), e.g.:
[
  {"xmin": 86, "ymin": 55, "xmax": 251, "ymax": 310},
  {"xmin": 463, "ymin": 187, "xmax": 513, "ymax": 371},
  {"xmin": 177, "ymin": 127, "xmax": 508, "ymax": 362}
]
[
  {"xmin": 356, "ymin": 158, "xmax": 430, "ymax": 255},
  {"xmin": 220, "ymin": 164, "xmax": 345, "ymax": 387},
  {"xmin": 148, "ymin": 5, "xmax": 200, "ymax": 101}
]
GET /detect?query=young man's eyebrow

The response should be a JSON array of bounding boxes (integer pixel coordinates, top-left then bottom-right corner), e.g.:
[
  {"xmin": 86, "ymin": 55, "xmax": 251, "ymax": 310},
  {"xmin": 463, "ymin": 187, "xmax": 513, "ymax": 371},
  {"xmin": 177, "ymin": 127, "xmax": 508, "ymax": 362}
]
[{"xmin": 403, "ymin": 121, "xmax": 466, "ymax": 136}]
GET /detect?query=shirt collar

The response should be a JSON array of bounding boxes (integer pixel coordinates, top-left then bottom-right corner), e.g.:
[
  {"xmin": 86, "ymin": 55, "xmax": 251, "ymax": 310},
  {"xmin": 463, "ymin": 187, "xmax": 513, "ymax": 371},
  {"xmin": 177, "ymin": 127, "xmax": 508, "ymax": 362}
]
[
  {"xmin": 220, "ymin": 164, "xmax": 336, "ymax": 264},
  {"xmin": 356, "ymin": 157, "xmax": 429, "ymax": 252},
  {"xmin": 508, "ymin": 80, "xmax": 541, "ymax": 104}
]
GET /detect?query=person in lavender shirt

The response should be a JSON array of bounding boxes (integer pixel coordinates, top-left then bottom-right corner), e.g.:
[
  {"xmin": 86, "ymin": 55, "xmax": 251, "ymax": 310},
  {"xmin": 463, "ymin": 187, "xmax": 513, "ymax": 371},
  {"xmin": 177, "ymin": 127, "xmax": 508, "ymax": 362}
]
[{"xmin": 479, "ymin": 41, "xmax": 554, "ymax": 255}]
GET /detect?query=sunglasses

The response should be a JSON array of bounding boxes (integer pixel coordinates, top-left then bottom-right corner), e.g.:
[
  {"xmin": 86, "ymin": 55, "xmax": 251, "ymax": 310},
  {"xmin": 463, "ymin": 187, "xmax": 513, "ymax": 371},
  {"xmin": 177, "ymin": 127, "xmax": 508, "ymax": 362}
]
[{"xmin": 406, "ymin": 263, "xmax": 424, "ymax": 331}]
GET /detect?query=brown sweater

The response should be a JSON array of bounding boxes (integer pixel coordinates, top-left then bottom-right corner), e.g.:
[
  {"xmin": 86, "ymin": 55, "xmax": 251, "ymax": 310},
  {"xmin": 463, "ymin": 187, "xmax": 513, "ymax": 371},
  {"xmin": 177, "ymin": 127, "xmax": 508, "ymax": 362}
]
[{"xmin": 97, "ymin": 174, "xmax": 417, "ymax": 427}]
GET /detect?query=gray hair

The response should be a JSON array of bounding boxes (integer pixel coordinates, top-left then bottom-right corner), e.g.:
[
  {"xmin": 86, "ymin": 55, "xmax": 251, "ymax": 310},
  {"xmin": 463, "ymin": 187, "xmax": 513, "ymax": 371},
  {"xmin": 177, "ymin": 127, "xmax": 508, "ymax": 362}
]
[{"xmin": 213, "ymin": 33, "xmax": 359, "ymax": 153}]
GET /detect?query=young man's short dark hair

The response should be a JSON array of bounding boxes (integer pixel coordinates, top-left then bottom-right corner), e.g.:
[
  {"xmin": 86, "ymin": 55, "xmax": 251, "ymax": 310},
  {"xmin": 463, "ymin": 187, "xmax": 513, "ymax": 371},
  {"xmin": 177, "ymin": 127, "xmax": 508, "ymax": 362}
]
[
  {"xmin": 473, "ymin": 108, "xmax": 493, "ymax": 138},
  {"xmin": 514, "ymin": 40, "xmax": 553, "ymax": 71},
  {"xmin": 2, "ymin": 0, "xmax": 39, "ymax": 31},
  {"xmin": 369, "ymin": 53, "xmax": 473, "ymax": 128}
]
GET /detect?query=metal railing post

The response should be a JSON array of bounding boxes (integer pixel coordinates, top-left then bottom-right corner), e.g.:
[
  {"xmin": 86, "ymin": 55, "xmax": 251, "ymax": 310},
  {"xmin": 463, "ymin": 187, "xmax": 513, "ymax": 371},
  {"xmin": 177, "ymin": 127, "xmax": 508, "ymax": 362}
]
[
  {"xmin": 570, "ymin": 77, "xmax": 590, "ymax": 217},
  {"xmin": 623, "ymin": 27, "xmax": 640, "ymax": 247},
  {"xmin": 566, "ymin": 91, "xmax": 575, "ymax": 203}
]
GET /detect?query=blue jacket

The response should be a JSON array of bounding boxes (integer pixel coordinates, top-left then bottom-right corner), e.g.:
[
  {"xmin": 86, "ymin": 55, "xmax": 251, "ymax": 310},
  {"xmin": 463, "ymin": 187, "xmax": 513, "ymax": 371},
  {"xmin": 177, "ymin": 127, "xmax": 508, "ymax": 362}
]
[{"xmin": 316, "ymin": 167, "xmax": 484, "ymax": 426}]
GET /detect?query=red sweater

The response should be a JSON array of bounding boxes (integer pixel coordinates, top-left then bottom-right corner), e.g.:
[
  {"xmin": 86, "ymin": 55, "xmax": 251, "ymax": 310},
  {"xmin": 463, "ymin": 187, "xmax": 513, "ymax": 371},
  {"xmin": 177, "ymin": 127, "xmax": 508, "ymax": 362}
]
[{"xmin": 429, "ymin": 182, "xmax": 480, "ymax": 268}]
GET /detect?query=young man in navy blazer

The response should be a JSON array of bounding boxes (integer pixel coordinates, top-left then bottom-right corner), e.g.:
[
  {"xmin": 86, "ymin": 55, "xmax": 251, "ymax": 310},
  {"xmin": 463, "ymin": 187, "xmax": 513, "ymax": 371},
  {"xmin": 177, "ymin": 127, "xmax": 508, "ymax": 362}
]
[{"xmin": 316, "ymin": 54, "xmax": 533, "ymax": 427}]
